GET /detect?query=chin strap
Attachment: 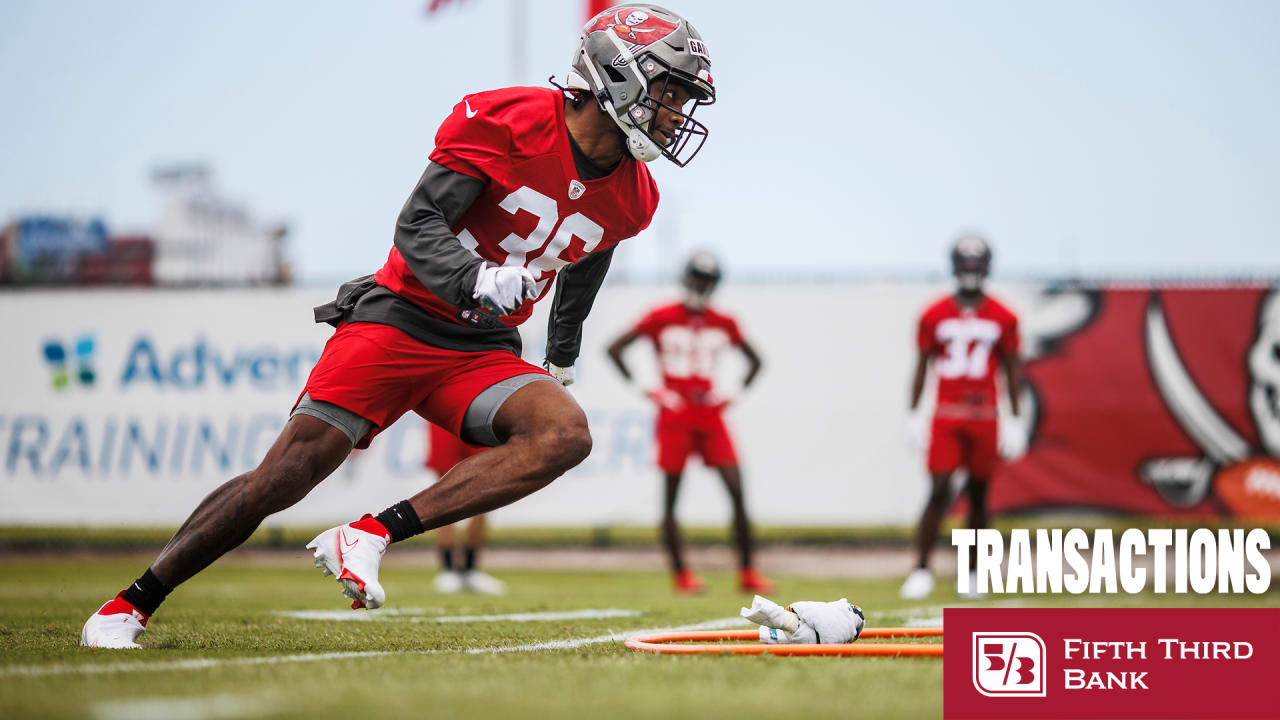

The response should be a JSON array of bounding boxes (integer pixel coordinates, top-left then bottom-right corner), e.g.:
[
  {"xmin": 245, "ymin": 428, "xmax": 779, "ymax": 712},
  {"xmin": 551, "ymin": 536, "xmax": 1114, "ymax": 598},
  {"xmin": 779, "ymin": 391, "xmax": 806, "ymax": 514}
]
[{"xmin": 575, "ymin": 36, "xmax": 662, "ymax": 163}]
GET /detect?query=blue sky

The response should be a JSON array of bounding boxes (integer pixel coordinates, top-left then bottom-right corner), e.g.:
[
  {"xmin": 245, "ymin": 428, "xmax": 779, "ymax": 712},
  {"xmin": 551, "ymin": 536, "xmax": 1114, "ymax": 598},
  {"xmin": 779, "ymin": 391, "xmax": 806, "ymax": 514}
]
[{"xmin": 2, "ymin": 0, "xmax": 1277, "ymax": 282}]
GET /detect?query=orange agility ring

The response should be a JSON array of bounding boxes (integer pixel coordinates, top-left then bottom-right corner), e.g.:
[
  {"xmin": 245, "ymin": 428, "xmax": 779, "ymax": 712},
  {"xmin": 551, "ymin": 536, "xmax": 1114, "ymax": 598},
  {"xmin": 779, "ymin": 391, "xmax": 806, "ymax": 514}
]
[{"xmin": 625, "ymin": 627, "xmax": 943, "ymax": 657}]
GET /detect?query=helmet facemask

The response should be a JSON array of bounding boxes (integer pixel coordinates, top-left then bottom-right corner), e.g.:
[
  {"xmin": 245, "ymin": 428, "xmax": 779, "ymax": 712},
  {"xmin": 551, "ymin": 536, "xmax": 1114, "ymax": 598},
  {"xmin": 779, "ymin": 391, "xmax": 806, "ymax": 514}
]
[
  {"xmin": 951, "ymin": 234, "xmax": 992, "ymax": 293},
  {"xmin": 620, "ymin": 57, "xmax": 712, "ymax": 167},
  {"xmin": 681, "ymin": 251, "xmax": 721, "ymax": 310}
]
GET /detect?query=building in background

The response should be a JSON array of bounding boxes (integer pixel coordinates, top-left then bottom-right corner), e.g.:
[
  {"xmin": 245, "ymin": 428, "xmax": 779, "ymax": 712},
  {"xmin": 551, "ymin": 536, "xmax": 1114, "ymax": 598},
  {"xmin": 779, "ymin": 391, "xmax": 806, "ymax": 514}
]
[
  {"xmin": 151, "ymin": 164, "xmax": 289, "ymax": 287},
  {"xmin": 1, "ymin": 164, "xmax": 288, "ymax": 288}
]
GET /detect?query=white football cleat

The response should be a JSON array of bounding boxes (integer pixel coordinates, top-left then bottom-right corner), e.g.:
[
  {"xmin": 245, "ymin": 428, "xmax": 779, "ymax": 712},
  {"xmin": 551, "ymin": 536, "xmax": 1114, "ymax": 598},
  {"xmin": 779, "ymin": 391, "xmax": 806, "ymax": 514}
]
[
  {"xmin": 307, "ymin": 520, "xmax": 390, "ymax": 609},
  {"xmin": 899, "ymin": 568, "xmax": 935, "ymax": 600},
  {"xmin": 959, "ymin": 570, "xmax": 986, "ymax": 599},
  {"xmin": 81, "ymin": 597, "xmax": 148, "ymax": 649},
  {"xmin": 433, "ymin": 570, "xmax": 464, "ymax": 594},
  {"xmin": 461, "ymin": 569, "xmax": 507, "ymax": 596}
]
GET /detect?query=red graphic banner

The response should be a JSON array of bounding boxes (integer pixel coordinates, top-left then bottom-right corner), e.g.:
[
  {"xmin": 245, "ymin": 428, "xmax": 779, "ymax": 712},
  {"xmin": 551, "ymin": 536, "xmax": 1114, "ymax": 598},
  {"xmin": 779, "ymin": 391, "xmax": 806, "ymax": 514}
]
[
  {"xmin": 992, "ymin": 286, "xmax": 1280, "ymax": 519},
  {"xmin": 944, "ymin": 607, "xmax": 1280, "ymax": 719}
]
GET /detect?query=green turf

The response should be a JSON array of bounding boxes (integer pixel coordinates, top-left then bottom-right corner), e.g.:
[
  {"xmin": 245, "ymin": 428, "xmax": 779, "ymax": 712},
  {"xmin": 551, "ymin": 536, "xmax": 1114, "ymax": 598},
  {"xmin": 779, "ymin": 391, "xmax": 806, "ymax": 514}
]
[{"xmin": 0, "ymin": 555, "xmax": 1272, "ymax": 719}]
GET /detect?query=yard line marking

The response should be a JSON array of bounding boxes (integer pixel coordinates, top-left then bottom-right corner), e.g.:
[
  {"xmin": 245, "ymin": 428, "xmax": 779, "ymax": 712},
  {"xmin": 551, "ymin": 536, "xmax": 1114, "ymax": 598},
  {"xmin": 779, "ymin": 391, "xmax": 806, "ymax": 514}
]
[
  {"xmin": 0, "ymin": 617, "xmax": 748, "ymax": 678},
  {"xmin": 275, "ymin": 608, "xmax": 641, "ymax": 623},
  {"xmin": 464, "ymin": 616, "xmax": 748, "ymax": 654}
]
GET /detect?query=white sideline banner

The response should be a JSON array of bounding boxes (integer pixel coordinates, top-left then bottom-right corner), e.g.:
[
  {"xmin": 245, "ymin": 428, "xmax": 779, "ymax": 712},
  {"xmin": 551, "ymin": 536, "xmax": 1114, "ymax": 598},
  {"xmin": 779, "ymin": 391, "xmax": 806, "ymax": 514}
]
[{"xmin": 0, "ymin": 282, "xmax": 1039, "ymax": 527}]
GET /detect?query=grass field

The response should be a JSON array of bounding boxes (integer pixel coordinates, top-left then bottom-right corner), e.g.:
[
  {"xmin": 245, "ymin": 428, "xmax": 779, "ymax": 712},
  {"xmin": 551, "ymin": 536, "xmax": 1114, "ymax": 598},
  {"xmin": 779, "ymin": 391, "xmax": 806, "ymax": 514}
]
[{"xmin": 0, "ymin": 552, "xmax": 1274, "ymax": 719}]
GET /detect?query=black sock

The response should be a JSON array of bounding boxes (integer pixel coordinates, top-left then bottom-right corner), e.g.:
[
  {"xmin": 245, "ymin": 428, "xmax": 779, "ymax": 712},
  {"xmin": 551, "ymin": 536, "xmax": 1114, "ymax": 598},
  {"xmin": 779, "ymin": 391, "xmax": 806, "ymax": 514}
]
[
  {"xmin": 120, "ymin": 568, "xmax": 172, "ymax": 616},
  {"xmin": 462, "ymin": 547, "xmax": 477, "ymax": 572},
  {"xmin": 440, "ymin": 548, "xmax": 455, "ymax": 571},
  {"xmin": 374, "ymin": 500, "xmax": 425, "ymax": 543}
]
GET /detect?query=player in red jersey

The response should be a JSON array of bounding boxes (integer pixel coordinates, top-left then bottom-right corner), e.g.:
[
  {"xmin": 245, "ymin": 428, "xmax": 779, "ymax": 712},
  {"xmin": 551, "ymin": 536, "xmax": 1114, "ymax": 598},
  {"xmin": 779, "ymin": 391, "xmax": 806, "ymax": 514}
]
[
  {"xmin": 425, "ymin": 423, "xmax": 506, "ymax": 595},
  {"xmin": 900, "ymin": 235, "xmax": 1026, "ymax": 600},
  {"xmin": 82, "ymin": 4, "xmax": 716, "ymax": 648},
  {"xmin": 607, "ymin": 252, "xmax": 773, "ymax": 594}
]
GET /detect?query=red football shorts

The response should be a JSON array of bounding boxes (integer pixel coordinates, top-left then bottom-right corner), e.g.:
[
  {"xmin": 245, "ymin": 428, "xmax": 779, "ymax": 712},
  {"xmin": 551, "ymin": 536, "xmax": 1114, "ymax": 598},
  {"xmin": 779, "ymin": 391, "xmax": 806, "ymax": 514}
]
[
  {"xmin": 298, "ymin": 321, "xmax": 548, "ymax": 449},
  {"xmin": 426, "ymin": 421, "xmax": 486, "ymax": 475},
  {"xmin": 656, "ymin": 405, "xmax": 738, "ymax": 474},
  {"xmin": 927, "ymin": 416, "xmax": 998, "ymax": 478}
]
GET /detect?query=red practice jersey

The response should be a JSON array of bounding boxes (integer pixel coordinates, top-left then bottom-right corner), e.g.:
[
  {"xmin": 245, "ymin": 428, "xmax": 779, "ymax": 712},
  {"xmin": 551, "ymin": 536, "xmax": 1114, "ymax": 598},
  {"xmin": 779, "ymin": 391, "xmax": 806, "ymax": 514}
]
[
  {"xmin": 918, "ymin": 295, "xmax": 1019, "ymax": 417},
  {"xmin": 633, "ymin": 303, "xmax": 744, "ymax": 398},
  {"xmin": 375, "ymin": 87, "xmax": 660, "ymax": 327}
]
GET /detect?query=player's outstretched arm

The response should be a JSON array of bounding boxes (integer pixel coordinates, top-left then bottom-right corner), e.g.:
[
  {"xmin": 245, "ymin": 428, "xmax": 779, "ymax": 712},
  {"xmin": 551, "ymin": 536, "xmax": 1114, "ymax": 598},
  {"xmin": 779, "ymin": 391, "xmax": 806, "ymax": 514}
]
[
  {"xmin": 905, "ymin": 350, "xmax": 933, "ymax": 453},
  {"xmin": 908, "ymin": 350, "xmax": 931, "ymax": 411},
  {"xmin": 545, "ymin": 248, "xmax": 615, "ymax": 371},
  {"xmin": 393, "ymin": 162, "xmax": 488, "ymax": 309},
  {"xmin": 999, "ymin": 351, "xmax": 1023, "ymax": 416},
  {"xmin": 606, "ymin": 328, "xmax": 643, "ymax": 382},
  {"xmin": 738, "ymin": 338, "xmax": 764, "ymax": 388}
]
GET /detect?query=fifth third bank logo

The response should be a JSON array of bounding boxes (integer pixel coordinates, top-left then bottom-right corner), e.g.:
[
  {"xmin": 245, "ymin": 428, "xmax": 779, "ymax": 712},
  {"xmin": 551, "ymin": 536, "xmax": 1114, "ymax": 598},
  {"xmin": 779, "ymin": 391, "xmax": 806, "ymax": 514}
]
[{"xmin": 972, "ymin": 632, "xmax": 1046, "ymax": 698}]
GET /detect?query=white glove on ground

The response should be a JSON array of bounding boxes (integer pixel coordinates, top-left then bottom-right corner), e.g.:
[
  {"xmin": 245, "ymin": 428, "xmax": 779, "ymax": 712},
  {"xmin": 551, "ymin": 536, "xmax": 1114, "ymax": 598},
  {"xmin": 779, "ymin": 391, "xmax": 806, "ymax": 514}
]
[
  {"xmin": 789, "ymin": 599, "xmax": 865, "ymax": 644},
  {"xmin": 473, "ymin": 264, "xmax": 536, "ymax": 316},
  {"xmin": 905, "ymin": 410, "xmax": 928, "ymax": 455},
  {"xmin": 546, "ymin": 363, "xmax": 575, "ymax": 387},
  {"xmin": 740, "ymin": 595, "xmax": 865, "ymax": 645},
  {"xmin": 999, "ymin": 415, "xmax": 1028, "ymax": 460}
]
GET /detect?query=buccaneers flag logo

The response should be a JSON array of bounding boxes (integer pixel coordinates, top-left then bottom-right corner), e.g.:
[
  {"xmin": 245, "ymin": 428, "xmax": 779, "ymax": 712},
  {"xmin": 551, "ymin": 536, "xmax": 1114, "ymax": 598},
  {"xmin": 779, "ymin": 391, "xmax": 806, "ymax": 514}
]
[{"xmin": 585, "ymin": 7, "xmax": 680, "ymax": 53}]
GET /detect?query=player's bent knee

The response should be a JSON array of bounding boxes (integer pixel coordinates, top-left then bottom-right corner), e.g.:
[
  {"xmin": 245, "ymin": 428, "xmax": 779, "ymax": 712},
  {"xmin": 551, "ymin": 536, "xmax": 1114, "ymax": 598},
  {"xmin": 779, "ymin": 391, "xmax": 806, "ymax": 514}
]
[{"xmin": 532, "ymin": 420, "xmax": 592, "ymax": 474}]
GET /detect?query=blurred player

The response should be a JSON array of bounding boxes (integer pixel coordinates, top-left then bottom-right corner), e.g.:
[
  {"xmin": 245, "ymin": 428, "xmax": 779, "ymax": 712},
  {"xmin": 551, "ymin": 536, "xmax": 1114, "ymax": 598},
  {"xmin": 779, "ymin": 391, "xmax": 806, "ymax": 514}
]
[
  {"xmin": 426, "ymin": 423, "xmax": 506, "ymax": 595},
  {"xmin": 82, "ymin": 4, "xmax": 716, "ymax": 648},
  {"xmin": 606, "ymin": 252, "xmax": 772, "ymax": 594},
  {"xmin": 900, "ymin": 235, "xmax": 1025, "ymax": 600}
]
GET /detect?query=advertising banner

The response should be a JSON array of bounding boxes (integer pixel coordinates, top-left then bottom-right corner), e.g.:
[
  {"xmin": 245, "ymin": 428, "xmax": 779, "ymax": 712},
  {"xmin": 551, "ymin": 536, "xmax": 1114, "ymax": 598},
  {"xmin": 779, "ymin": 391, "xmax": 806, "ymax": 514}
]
[
  {"xmin": 944, "ymin": 607, "xmax": 1280, "ymax": 719},
  {"xmin": 4, "ymin": 282, "xmax": 1276, "ymax": 527}
]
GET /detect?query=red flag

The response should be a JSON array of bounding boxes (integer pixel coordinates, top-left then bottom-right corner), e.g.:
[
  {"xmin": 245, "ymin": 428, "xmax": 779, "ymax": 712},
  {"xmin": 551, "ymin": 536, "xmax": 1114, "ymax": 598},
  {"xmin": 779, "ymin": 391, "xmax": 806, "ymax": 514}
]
[
  {"xmin": 425, "ymin": 0, "xmax": 463, "ymax": 16},
  {"xmin": 585, "ymin": 0, "xmax": 614, "ymax": 23}
]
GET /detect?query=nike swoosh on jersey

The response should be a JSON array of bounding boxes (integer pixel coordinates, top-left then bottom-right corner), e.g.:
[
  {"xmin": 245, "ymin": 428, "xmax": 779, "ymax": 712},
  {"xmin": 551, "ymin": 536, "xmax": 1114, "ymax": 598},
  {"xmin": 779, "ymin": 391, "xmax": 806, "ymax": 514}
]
[{"xmin": 464, "ymin": 99, "xmax": 477, "ymax": 118}]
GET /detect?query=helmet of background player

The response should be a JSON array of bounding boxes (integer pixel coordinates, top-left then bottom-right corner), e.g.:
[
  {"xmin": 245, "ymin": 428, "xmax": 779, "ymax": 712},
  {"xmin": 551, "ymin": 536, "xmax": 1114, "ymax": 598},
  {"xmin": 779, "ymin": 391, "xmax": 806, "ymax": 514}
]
[
  {"xmin": 566, "ymin": 4, "xmax": 715, "ymax": 166},
  {"xmin": 951, "ymin": 234, "xmax": 992, "ymax": 292},
  {"xmin": 681, "ymin": 251, "xmax": 721, "ymax": 310}
]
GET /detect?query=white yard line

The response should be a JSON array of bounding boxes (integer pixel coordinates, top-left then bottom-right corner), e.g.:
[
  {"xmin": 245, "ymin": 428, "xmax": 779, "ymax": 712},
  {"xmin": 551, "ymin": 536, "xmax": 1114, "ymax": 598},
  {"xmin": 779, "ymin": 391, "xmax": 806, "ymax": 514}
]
[
  {"xmin": 463, "ymin": 616, "xmax": 748, "ymax": 654},
  {"xmin": 274, "ymin": 608, "xmax": 641, "ymax": 623},
  {"xmin": 0, "ymin": 616, "xmax": 747, "ymax": 678}
]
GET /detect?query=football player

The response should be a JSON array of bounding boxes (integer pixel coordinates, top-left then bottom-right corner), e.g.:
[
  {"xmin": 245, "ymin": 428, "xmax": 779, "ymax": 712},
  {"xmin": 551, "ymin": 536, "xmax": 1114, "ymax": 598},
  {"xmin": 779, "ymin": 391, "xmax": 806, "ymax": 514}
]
[
  {"xmin": 426, "ymin": 423, "xmax": 506, "ymax": 595},
  {"xmin": 900, "ymin": 235, "xmax": 1026, "ymax": 600},
  {"xmin": 606, "ymin": 252, "xmax": 773, "ymax": 593},
  {"xmin": 82, "ymin": 4, "xmax": 715, "ymax": 648}
]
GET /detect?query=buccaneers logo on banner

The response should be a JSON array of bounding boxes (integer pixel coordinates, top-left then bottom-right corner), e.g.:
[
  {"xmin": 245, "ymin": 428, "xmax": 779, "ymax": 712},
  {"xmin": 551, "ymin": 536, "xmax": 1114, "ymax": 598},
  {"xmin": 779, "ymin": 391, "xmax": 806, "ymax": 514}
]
[{"xmin": 994, "ymin": 285, "xmax": 1280, "ymax": 519}]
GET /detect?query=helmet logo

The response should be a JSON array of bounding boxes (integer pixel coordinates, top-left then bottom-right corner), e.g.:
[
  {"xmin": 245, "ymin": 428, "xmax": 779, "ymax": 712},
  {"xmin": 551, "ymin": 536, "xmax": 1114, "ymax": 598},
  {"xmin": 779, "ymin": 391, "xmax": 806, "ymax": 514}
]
[
  {"xmin": 586, "ymin": 7, "xmax": 680, "ymax": 51},
  {"xmin": 568, "ymin": 179, "xmax": 586, "ymax": 201}
]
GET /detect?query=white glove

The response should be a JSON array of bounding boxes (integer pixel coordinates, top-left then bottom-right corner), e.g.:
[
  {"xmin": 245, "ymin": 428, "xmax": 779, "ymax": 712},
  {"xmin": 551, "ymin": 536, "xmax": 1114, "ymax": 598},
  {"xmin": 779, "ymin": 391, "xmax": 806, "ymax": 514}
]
[
  {"xmin": 643, "ymin": 386, "xmax": 686, "ymax": 411},
  {"xmin": 473, "ymin": 264, "xmax": 536, "ymax": 316},
  {"xmin": 905, "ymin": 410, "xmax": 928, "ymax": 454},
  {"xmin": 546, "ymin": 362, "xmax": 575, "ymax": 387},
  {"xmin": 740, "ymin": 595, "xmax": 812, "ymax": 644},
  {"xmin": 789, "ymin": 599, "xmax": 866, "ymax": 644},
  {"xmin": 999, "ymin": 415, "xmax": 1028, "ymax": 460},
  {"xmin": 740, "ymin": 595, "xmax": 865, "ymax": 645}
]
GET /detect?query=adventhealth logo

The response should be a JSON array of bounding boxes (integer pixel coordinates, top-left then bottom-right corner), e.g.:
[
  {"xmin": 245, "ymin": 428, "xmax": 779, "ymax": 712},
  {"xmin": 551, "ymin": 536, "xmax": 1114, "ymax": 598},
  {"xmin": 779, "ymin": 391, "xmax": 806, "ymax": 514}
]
[
  {"xmin": 120, "ymin": 336, "xmax": 320, "ymax": 390},
  {"xmin": 38, "ymin": 335, "xmax": 321, "ymax": 392},
  {"xmin": 42, "ymin": 335, "xmax": 96, "ymax": 390}
]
